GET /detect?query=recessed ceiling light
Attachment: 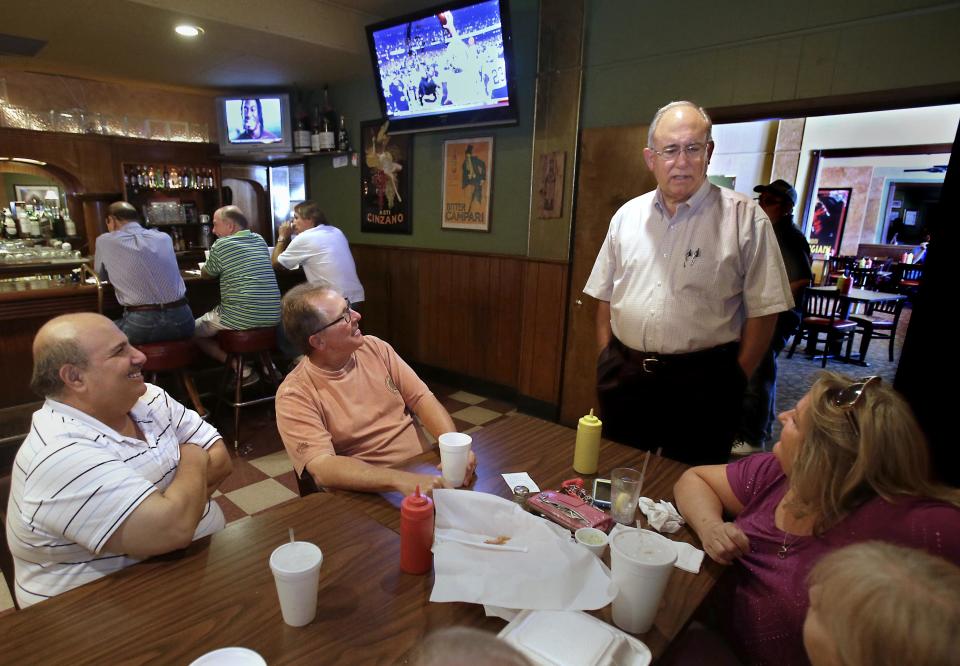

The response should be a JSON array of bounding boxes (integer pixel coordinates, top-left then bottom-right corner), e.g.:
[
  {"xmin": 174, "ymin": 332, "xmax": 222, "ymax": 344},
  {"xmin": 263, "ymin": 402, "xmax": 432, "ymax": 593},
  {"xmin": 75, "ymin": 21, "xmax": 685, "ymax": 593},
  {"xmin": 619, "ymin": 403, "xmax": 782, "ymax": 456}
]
[{"xmin": 175, "ymin": 25, "xmax": 203, "ymax": 38}]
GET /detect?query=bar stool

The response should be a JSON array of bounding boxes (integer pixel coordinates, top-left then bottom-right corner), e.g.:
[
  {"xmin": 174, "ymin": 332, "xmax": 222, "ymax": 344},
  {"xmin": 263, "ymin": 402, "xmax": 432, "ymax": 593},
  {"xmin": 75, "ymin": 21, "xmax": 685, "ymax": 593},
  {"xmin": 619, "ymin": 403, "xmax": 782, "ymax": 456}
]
[
  {"xmin": 137, "ymin": 339, "xmax": 207, "ymax": 418},
  {"xmin": 215, "ymin": 327, "xmax": 281, "ymax": 453}
]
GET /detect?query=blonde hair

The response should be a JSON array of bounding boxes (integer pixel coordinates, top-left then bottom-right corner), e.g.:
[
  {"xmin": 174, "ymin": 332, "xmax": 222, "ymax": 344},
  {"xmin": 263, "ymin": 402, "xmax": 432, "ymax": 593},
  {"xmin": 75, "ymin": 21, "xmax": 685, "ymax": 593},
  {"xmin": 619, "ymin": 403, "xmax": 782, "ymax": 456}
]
[
  {"xmin": 808, "ymin": 542, "xmax": 960, "ymax": 666},
  {"xmin": 788, "ymin": 371, "xmax": 960, "ymax": 533}
]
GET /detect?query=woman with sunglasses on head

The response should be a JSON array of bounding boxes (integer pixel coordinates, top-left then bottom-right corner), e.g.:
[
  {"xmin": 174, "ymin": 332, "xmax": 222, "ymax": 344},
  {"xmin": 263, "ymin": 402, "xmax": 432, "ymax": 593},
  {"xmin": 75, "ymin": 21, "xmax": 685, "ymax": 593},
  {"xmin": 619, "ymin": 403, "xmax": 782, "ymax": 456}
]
[{"xmin": 673, "ymin": 372, "xmax": 960, "ymax": 666}]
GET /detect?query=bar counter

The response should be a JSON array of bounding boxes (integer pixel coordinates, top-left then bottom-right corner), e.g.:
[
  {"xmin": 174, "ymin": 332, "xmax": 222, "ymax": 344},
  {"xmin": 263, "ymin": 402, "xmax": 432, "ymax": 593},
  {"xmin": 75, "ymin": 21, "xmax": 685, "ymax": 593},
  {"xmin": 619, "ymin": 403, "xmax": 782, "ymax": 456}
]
[{"xmin": 0, "ymin": 262, "xmax": 303, "ymax": 415}]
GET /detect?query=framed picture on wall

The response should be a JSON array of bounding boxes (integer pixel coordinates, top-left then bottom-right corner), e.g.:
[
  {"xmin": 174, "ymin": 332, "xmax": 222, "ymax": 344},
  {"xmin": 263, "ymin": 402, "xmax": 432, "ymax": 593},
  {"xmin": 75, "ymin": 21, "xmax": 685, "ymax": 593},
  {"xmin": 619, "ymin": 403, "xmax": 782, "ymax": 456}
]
[
  {"xmin": 360, "ymin": 119, "xmax": 413, "ymax": 234},
  {"xmin": 535, "ymin": 150, "xmax": 565, "ymax": 218},
  {"xmin": 441, "ymin": 137, "xmax": 493, "ymax": 232},
  {"xmin": 14, "ymin": 185, "xmax": 60, "ymax": 206},
  {"xmin": 808, "ymin": 187, "xmax": 851, "ymax": 256}
]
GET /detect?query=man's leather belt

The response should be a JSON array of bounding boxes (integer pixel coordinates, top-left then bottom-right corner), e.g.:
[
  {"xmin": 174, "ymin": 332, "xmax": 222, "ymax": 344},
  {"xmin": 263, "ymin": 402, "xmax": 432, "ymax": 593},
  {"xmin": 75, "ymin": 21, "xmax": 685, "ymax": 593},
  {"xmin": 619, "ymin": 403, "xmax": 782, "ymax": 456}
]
[
  {"xmin": 613, "ymin": 337, "xmax": 738, "ymax": 373},
  {"xmin": 124, "ymin": 297, "xmax": 189, "ymax": 312}
]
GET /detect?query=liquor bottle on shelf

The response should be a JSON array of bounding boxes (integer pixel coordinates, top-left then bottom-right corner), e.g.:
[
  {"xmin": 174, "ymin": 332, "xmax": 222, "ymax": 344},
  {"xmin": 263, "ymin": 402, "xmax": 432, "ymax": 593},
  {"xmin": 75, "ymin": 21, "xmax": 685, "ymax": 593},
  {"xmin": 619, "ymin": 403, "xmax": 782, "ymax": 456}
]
[
  {"xmin": 294, "ymin": 116, "xmax": 311, "ymax": 153},
  {"xmin": 52, "ymin": 211, "xmax": 66, "ymax": 238},
  {"xmin": 310, "ymin": 105, "xmax": 322, "ymax": 153},
  {"xmin": 321, "ymin": 85, "xmax": 338, "ymax": 134},
  {"xmin": 63, "ymin": 209, "xmax": 77, "ymax": 236},
  {"xmin": 337, "ymin": 115, "xmax": 350, "ymax": 152},
  {"xmin": 3, "ymin": 209, "xmax": 17, "ymax": 239},
  {"xmin": 146, "ymin": 165, "xmax": 156, "ymax": 190},
  {"xmin": 319, "ymin": 118, "xmax": 335, "ymax": 151}
]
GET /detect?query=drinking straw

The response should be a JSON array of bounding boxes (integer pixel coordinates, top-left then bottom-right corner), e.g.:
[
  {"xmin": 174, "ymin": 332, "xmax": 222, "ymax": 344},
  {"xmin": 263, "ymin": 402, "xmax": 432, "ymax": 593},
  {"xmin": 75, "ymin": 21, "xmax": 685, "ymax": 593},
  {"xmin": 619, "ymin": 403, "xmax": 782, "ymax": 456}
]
[
  {"xmin": 638, "ymin": 450, "xmax": 652, "ymax": 495},
  {"xmin": 288, "ymin": 528, "xmax": 295, "ymax": 544}
]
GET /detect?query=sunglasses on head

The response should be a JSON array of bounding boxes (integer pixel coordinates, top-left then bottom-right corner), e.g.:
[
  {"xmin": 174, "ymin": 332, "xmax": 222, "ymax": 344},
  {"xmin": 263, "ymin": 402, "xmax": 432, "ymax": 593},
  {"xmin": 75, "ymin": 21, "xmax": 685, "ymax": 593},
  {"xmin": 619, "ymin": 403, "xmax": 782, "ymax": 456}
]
[{"xmin": 831, "ymin": 376, "xmax": 881, "ymax": 409}]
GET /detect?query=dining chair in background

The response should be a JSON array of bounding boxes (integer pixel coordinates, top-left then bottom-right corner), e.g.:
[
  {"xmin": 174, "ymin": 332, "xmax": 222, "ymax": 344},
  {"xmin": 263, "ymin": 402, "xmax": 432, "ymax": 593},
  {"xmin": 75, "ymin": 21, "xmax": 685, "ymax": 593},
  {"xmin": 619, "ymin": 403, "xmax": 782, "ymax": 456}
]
[
  {"xmin": 893, "ymin": 263, "xmax": 925, "ymax": 301},
  {"xmin": 847, "ymin": 297, "xmax": 906, "ymax": 363},
  {"xmin": 787, "ymin": 288, "xmax": 857, "ymax": 368}
]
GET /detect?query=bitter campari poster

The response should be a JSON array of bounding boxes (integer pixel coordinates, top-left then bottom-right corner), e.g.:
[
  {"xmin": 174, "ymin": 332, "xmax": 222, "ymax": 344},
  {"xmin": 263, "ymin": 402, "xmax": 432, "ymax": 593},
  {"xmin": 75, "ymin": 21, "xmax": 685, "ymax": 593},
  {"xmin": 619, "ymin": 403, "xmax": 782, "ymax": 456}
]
[{"xmin": 441, "ymin": 137, "xmax": 493, "ymax": 232}]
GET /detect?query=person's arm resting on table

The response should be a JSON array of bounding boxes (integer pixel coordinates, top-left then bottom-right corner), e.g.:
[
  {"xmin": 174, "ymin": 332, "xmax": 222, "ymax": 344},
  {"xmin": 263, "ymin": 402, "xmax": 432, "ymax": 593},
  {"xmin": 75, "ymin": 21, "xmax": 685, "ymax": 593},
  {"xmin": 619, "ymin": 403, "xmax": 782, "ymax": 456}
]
[
  {"xmin": 306, "ymin": 454, "xmax": 447, "ymax": 497},
  {"xmin": 103, "ymin": 443, "xmax": 211, "ymax": 559},
  {"xmin": 738, "ymin": 314, "xmax": 777, "ymax": 379},
  {"xmin": 674, "ymin": 464, "xmax": 750, "ymax": 565}
]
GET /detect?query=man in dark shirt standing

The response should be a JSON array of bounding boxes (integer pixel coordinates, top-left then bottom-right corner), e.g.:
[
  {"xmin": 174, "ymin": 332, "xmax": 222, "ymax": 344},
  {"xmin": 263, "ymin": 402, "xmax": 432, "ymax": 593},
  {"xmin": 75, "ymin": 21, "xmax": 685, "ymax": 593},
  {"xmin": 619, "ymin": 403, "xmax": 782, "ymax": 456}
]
[
  {"xmin": 94, "ymin": 201, "xmax": 193, "ymax": 345},
  {"xmin": 732, "ymin": 179, "xmax": 812, "ymax": 455}
]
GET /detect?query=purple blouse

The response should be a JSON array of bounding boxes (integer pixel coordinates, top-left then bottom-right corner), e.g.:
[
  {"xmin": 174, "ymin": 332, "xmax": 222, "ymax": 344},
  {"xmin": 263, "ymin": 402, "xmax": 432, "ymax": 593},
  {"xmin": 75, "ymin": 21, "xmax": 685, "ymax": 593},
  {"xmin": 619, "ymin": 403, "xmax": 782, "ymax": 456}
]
[{"xmin": 718, "ymin": 453, "xmax": 960, "ymax": 666}]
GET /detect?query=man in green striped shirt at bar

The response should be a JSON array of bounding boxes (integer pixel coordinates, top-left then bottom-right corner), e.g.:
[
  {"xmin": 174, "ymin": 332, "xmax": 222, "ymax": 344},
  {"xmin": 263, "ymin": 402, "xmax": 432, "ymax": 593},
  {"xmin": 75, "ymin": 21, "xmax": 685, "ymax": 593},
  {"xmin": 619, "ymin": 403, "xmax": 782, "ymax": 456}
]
[{"xmin": 194, "ymin": 205, "xmax": 281, "ymax": 384}]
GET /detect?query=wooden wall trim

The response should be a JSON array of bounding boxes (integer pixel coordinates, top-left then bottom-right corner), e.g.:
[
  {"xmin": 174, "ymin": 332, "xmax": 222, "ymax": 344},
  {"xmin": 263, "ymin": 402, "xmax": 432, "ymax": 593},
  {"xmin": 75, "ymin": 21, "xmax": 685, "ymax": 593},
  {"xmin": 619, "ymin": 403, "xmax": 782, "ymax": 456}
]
[
  {"xmin": 352, "ymin": 245, "xmax": 569, "ymax": 406},
  {"xmin": 350, "ymin": 243, "xmax": 570, "ymax": 266}
]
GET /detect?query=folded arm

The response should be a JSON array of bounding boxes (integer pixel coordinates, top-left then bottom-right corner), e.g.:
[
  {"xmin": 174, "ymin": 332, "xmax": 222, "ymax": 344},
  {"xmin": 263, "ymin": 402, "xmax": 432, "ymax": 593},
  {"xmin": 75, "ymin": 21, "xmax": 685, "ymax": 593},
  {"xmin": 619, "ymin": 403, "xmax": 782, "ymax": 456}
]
[
  {"xmin": 203, "ymin": 439, "xmax": 232, "ymax": 497},
  {"xmin": 103, "ymin": 444, "xmax": 211, "ymax": 559},
  {"xmin": 674, "ymin": 464, "xmax": 749, "ymax": 565}
]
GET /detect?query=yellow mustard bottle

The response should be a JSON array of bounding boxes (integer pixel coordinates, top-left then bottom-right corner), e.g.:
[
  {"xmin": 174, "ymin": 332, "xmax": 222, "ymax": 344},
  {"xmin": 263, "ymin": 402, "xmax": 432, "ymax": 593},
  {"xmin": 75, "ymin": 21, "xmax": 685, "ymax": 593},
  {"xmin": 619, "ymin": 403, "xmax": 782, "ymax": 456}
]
[{"xmin": 573, "ymin": 408, "xmax": 602, "ymax": 474}]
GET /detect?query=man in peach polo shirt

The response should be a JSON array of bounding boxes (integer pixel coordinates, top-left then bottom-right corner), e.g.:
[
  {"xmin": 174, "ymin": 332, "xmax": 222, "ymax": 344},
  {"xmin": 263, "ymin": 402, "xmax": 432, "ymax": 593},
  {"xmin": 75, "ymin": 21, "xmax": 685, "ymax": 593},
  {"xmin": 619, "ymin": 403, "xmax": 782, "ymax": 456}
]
[{"xmin": 275, "ymin": 283, "xmax": 477, "ymax": 495}]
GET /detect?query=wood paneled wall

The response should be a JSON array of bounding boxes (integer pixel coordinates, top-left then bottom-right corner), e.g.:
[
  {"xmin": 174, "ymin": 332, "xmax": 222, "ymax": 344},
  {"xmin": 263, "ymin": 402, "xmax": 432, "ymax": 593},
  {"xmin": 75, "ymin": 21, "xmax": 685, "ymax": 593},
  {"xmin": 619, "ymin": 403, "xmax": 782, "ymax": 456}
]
[{"xmin": 351, "ymin": 245, "xmax": 568, "ymax": 406}]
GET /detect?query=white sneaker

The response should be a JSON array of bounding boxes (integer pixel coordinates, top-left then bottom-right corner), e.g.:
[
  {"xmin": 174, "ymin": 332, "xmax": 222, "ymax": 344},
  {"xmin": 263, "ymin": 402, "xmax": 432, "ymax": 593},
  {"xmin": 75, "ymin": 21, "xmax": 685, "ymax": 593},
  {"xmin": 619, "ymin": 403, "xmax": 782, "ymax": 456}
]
[{"xmin": 731, "ymin": 439, "xmax": 762, "ymax": 456}]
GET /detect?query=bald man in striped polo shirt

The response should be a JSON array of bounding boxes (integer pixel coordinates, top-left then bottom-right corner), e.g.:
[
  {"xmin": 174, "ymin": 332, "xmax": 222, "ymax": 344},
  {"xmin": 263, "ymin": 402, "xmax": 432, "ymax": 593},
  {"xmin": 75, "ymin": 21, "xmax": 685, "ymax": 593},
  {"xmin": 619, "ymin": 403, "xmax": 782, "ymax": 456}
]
[
  {"xmin": 7, "ymin": 313, "xmax": 233, "ymax": 607},
  {"xmin": 194, "ymin": 205, "xmax": 282, "ymax": 383}
]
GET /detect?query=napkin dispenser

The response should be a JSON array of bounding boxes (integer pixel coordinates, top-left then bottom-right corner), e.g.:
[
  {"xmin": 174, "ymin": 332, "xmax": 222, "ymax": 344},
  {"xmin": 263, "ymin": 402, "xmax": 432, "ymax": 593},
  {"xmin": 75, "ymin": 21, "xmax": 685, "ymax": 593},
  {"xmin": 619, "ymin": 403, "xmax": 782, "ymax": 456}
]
[{"xmin": 527, "ymin": 491, "xmax": 614, "ymax": 533}]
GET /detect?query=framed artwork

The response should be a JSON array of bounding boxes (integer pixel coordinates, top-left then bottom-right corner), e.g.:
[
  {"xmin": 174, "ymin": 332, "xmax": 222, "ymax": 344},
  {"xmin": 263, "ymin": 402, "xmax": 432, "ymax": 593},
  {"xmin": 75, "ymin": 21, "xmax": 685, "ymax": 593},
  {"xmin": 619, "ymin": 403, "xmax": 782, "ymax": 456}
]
[
  {"xmin": 441, "ymin": 137, "xmax": 493, "ymax": 232},
  {"xmin": 808, "ymin": 187, "xmax": 851, "ymax": 256},
  {"xmin": 535, "ymin": 150, "xmax": 565, "ymax": 218},
  {"xmin": 903, "ymin": 210, "xmax": 918, "ymax": 226},
  {"xmin": 14, "ymin": 185, "xmax": 60, "ymax": 206},
  {"xmin": 360, "ymin": 119, "xmax": 413, "ymax": 234}
]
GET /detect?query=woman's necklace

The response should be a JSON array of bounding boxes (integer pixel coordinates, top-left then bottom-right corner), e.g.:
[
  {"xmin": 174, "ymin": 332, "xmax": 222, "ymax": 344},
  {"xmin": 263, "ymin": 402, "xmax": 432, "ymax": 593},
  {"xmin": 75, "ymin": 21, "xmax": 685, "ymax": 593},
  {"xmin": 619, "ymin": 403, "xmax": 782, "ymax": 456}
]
[
  {"xmin": 776, "ymin": 493, "xmax": 809, "ymax": 559},
  {"xmin": 778, "ymin": 530, "xmax": 800, "ymax": 559}
]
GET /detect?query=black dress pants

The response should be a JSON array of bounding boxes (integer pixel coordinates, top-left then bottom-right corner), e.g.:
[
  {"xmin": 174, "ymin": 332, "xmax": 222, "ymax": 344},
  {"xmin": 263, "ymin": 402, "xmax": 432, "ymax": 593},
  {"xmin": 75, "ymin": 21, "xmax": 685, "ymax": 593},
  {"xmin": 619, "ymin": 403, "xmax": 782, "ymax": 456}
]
[{"xmin": 596, "ymin": 337, "xmax": 746, "ymax": 466}]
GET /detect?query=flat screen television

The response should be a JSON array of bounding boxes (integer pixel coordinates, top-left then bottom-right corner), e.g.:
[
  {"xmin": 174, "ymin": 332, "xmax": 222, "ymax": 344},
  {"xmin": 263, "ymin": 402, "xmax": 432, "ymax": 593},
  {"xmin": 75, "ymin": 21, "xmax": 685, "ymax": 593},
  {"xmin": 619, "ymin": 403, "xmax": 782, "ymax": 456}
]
[
  {"xmin": 215, "ymin": 94, "xmax": 293, "ymax": 155},
  {"xmin": 365, "ymin": 0, "xmax": 518, "ymax": 134}
]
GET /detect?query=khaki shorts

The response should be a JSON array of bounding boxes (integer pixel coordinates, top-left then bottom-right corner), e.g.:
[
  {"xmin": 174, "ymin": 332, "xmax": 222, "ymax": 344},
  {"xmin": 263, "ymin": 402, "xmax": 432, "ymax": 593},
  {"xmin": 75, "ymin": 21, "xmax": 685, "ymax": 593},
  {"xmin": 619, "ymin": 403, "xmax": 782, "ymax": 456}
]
[{"xmin": 193, "ymin": 309, "xmax": 231, "ymax": 338}]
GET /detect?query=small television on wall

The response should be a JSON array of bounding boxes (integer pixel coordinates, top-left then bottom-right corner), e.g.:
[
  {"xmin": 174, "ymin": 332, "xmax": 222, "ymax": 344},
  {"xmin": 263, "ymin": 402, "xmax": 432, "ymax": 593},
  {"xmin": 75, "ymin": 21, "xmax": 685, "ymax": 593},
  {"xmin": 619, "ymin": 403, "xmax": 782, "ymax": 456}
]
[
  {"xmin": 365, "ymin": 0, "xmax": 518, "ymax": 135},
  {"xmin": 215, "ymin": 93, "xmax": 293, "ymax": 155}
]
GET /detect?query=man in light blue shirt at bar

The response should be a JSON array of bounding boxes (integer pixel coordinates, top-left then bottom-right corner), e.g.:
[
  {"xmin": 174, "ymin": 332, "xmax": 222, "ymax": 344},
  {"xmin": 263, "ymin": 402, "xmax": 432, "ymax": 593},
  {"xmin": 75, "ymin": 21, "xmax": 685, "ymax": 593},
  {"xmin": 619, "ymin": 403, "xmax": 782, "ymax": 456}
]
[{"xmin": 94, "ymin": 201, "xmax": 194, "ymax": 344}]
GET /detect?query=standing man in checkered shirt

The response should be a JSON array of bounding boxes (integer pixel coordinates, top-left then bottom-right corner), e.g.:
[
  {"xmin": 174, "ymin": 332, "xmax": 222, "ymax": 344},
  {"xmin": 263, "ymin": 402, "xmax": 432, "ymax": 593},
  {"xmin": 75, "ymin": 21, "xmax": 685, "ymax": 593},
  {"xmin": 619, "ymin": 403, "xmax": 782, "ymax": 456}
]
[
  {"xmin": 583, "ymin": 100, "xmax": 793, "ymax": 466},
  {"xmin": 6, "ymin": 313, "xmax": 232, "ymax": 607}
]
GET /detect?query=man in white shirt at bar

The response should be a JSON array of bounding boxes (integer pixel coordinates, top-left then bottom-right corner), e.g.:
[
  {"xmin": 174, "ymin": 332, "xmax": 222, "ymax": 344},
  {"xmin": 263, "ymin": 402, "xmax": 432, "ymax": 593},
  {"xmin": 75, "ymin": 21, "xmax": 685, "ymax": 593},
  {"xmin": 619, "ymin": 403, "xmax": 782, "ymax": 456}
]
[
  {"xmin": 271, "ymin": 200, "xmax": 365, "ymax": 309},
  {"xmin": 584, "ymin": 100, "xmax": 792, "ymax": 466},
  {"xmin": 6, "ymin": 313, "xmax": 232, "ymax": 607}
]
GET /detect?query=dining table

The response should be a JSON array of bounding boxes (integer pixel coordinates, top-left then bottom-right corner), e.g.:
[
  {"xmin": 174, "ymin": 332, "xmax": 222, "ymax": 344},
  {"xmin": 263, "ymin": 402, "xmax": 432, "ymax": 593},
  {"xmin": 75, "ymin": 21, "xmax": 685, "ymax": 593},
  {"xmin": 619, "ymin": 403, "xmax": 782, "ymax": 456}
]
[
  {"xmin": 807, "ymin": 286, "xmax": 906, "ymax": 364},
  {"xmin": 0, "ymin": 413, "xmax": 724, "ymax": 664}
]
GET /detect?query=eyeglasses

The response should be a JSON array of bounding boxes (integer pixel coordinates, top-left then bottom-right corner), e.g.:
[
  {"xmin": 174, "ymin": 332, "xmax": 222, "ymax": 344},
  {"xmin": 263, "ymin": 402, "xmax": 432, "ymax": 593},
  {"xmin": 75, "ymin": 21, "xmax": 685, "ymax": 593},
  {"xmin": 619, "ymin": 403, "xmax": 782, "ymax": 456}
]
[
  {"xmin": 650, "ymin": 142, "xmax": 710, "ymax": 162},
  {"xmin": 831, "ymin": 376, "xmax": 881, "ymax": 409},
  {"xmin": 313, "ymin": 298, "xmax": 352, "ymax": 334}
]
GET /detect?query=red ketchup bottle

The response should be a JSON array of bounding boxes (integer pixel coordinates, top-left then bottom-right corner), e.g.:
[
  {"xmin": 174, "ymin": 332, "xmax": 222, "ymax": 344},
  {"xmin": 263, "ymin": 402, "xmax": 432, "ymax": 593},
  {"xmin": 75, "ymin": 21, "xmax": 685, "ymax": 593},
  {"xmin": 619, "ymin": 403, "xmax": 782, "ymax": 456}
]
[{"xmin": 400, "ymin": 485, "xmax": 435, "ymax": 574}]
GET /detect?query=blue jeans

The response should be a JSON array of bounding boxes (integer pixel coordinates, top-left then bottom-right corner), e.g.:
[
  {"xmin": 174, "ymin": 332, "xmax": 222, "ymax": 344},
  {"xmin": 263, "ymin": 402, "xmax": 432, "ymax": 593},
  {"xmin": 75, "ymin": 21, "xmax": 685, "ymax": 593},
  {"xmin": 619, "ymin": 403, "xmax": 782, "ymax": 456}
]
[
  {"xmin": 738, "ymin": 346, "xmax": 776, "ymax": 450},
  {"xmin": 116, "ymin": 304, "xmax": 195, "ymax": 345}
]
